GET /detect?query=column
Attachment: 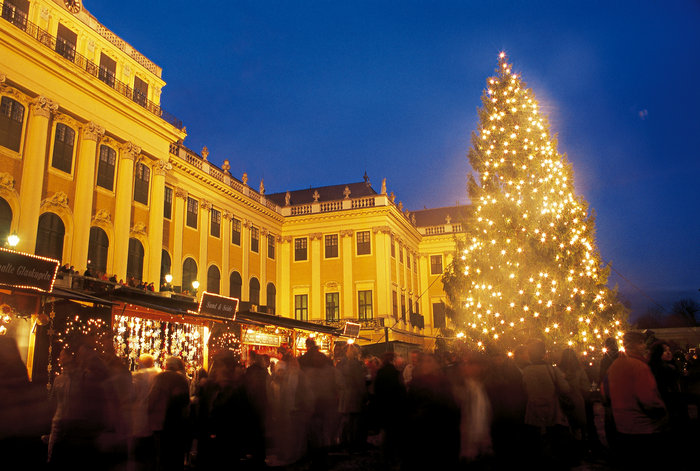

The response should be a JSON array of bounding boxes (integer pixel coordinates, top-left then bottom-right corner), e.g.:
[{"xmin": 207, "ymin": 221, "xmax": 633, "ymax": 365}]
[
  {"xmin": 70, "ymin": 122, "xmax": 103, "ymax": 271},
  {"xmin": 147, "ymin": 160, "xmax": 171, "ymax": 287},
  {"xmin": 372, "ymin": 227, "xmax": 390, "ymax": 318},
  {"xmin": 17, "ymin": 96, "xmax": 57, "ymax": 253},
  {"xmin": 221, "ymin": 211, "xmax": 231, "ymax": 296},
  {"xmin": 278, "ymin": 236, "xmax": 291, "ymax": 316},
  {"xmin": 340, "ymin": 230, "xmax": 354, "ymax": 318},
  {"xmin": 419, "ymin": 255, "xmax": 430, "ymax": 324},
  {"xmin": 112, "ymin": 142, "xmax": 139, "ymax": 279},
  {"xmin": 241, "ymin": 219, "xmax": 250, "ymax": 300},
  {"xmin": 172, "ymin": 188, "xmax": 187, "ymax": 289},
  {"xmin": 198, "ymin": 200, "xmax": 211, "ymax": 291},
  {"xmin": 310, "ymin": 232, "xmax": 322, "ymax": 319},
  {"xmin": 260, "ymin": 229, "xmax": 268, "ymax": 306}
]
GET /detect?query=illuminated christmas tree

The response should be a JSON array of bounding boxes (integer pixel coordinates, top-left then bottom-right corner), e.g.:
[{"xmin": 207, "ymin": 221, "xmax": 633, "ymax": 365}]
[{"xmin": 443, "ymin": 53, "xmax": 628, "ymax": 356}]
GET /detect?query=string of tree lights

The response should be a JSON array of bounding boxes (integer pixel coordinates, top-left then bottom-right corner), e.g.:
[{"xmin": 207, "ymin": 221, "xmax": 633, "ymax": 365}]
[{"xmin": 442, "ymin": 53, "xmax": 629, "ymax": 357}]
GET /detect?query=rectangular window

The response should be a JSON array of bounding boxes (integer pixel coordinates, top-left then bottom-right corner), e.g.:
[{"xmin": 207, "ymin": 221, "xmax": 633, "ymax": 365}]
[
  {"xmin": 294, "ymin": 237, "xmax": 307, "ymax": 261},
  {"xmin": 163, "ymin": 186, "xmax": 173, "ymax": 219},
  {"xmin": 133, "ymin": 162, "xmax": 150, "ymax": 205},
  {"xmin": 399, "ymin": 246, "xmax": 404, "ymax": 264},
  {"xmin": 96, "ymin": 145, "xmax": 116, "ymax": 190},
  {"xmin": 414, "ymin": 256, "xmax": 418, "ymax": 273},
  {"xmin": 210, "ymin": 208, "xmax": 221, "ymax": 238},
  {"xmin": 324, "ymin": 234, "xmax": 338, "ymax": 258},
  {"xmin": 326, "ymin": 292, "xmax": 339, "ymax": 321},
  {"xmin": 430, "ymin": 255, "xmax": 443, "ymax": 275},
  {"xmin": 56, "ymin": 23, "xmax": 77, "ymax": 61},
  {"xmin": 99, "ymin": 52, "xmax": 116, "ymax": 87},
  {"xmin": 0, "ymin": 96, "xmax": 24, "ymax": 152},
  {"xmin": 231, "ymin": 218, "xmax": 241, "ymax": 245},
  {"xmin": 133, "ymin": 76, "xmax": 148, "ymax": 106},
  {"xmin": 1, "ymin": 0, "xmax": 29, "ymax": 29},
  {"xmin": 294, "ymin": 294, "xmax": 308, "ymax": 321},
  {"xmin": 186, "ymin": 197, "xmax": 198, "ymax": 228},
  {"xmin": 358, "ymin": 290, "xmax": 373, "ymax": 320},
  {"xmin": 391, "ymin": 234, "xmax": 396, "ymax": 258},
  {"xmin": 356, "ymin": 230, "xmax": 370, "ymax": 255},
  {"xmin": 51, "ymin": 123, "xmax": 75, "ymax": 173},
  {"xmin": 250, "ymin": 226, "xmax": 259, "ymax": 253},
  {"xmin": 392, "ymin": 291, "xmax": 398, "ymax": 318},
  {"xmin": 268, "ymin": 234, "xmax": 275, "ymax": 259},
  {"xmin": 401, "ymin": 295, "xmax": 406, "ymax": 322},
  {"xmin": 407, "ymin": 252, "xmax": 411, "ymax": 270}
]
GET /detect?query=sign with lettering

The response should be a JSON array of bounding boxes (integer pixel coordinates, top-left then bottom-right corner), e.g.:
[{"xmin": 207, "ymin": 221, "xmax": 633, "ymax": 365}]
[
  {"xmin": 244, "ymin": 330, "xmax": 281, "ymax": 347},
  {"xmin": 198, "ymin": 292, "xmax": 239, "ymax": 320},
  {"xmin": 342, "ymin": 321, "xmax": 361, "ymax": 338},
  {"xmin": 0, "ymin": 247, "xmax": 59, "ymax": 292}
]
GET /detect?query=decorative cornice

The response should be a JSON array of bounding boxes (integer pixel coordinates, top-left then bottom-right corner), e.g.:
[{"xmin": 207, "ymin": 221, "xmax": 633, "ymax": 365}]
[
  {"xmin": 309, "ymin": 232, "xmax": 323, "ymax": 240},
  {"xmin": 372, "ymin": 225, "xmax": 391, "ymax": 234},
  {"xmin": 174, "ymin": 187, "xmax": 188, "ymax": 199},
  {"xmin": 82, "ymin": 121, "xmax": 105, "ymax": 142},
  {"xmin": 120, "ymin": 142, "xmax": 141, "ymax": 160},
  {"xmin": 30, "ymin": 96, "xmax": 58, "ymax": 118},
  {"xmin": 153, "ymin": 159, "xmax": 172, "ymax": 176}
]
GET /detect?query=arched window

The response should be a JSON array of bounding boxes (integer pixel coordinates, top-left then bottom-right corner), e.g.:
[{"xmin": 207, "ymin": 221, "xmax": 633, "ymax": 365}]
[
  {"xmin": 87, "ymin": 227, "xmax": 109, "ymax": 274},
  {"xmin": 229, "ymin": 271, "xmax": 242, "ymax": 300},
  {"xmin": 160, "ymin": 250, "xmax": 171, "ymax": 285},
  {"xmin": 207, "ymin": 265, "xmax": 220, "ymax": 294},
  {"xmin": 249, "ymin": 277, "xmax": 260, "ymax": 306},
  {"xmin": 0, "ymin": 197, "xmax": 12, "ymax": 246},
  {"xmin": 266, "ymin": 283, "xmax": 276, "ymax": 314},
  {"xmin": 35, "ymin": 213, "xmax": 64, "ymax": 261},
  {"xmin": 0, "ymin": 96, "xmax": 25, "ymax": 152},
  {"xmin": 182, "ymin": 257, "xmax": 198, "ymax": 294},
  {"xmin": 126, "ymin": 238, "xmax": 144, "ymax": 281}
]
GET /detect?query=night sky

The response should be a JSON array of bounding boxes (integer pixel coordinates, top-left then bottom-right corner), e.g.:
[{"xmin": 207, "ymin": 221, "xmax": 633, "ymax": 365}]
[{"xmin": 83, "ymin": 1, "xmax": 700, "ymax": 320}]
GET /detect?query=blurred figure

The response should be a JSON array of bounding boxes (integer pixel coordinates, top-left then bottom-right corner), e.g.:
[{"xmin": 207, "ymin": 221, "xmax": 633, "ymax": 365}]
[
  {"xmin": 599, "ymin": 337, "xmax": 620, "ymax": 451},
  {"xmin": 513, "ymin": 344, "xmax": 530, "ymax": 370},
  {"xmin": 1, "ymin": 336, "xmax": 49, "ymax": 470},
  {"xmin": 604, "ymin": 331, "xmax": 667, "ymax": 470},
  {"xmin": 373, "ymin": 352, "xmax": 405, "ymax": 468},
  {"xmin": 131, "ymin": 354, "xmax": 160, "ymax": 471},
  {"xmin": 484, "ymin": 349, "xmax": 527, "ymax": 470},
  {"xmin": 402, "ymin": 349, "xmax": 420, "ymax": 389},
  {"xmin": 148, "ymin": 356, "xmax": 191, "ymax": 471},
  {"xmin": 558, "ymin": 348, "xmax": 590, "ymax": 456},
  {"xmin": 336, "ymin": 343, "xmax": 367, "ymax": 452},
  {"xmin": 521, "ymin": 339, "xmax": 573, "ymax": 470},
  {"xmin": 404, "ymin": 353, "xmax": 460, "ymax": 471},
  {"xmin": 244, "ymin": 351, "xmax": 270, "ymax": 469}
]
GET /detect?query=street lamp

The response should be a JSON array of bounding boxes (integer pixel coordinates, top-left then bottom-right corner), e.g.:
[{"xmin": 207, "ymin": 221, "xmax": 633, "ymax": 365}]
[
  {"xmin": 7, "ymin": 232, "xmax": 19, "ymax": 249},
  {"xmin": 165, "ymin": 274, "xmax": 173, "ymax": 284},
  {"xmin": 192, "ymin": 280, "xmax": 200, "ymax": 296}
]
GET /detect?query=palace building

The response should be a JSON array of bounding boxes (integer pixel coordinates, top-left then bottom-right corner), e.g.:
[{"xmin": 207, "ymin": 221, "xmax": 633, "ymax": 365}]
[{"xmin": 0, "ymin": 0, "xmax": 465, "ymax": 347}]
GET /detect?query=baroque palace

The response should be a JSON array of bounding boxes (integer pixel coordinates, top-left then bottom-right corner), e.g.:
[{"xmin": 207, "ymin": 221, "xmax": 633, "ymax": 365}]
[{"xmin": 0, "ymin": 0, "xmax": 464, "ymax": 350}]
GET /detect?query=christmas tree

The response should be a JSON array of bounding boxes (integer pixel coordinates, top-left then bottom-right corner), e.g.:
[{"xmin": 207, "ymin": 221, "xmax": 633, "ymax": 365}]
[{"xmin": 443, "ymin": 53, "xmax": 628, "ymax": 356}]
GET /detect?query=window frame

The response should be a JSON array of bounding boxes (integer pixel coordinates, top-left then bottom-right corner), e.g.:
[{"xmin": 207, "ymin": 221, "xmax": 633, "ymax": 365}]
[
  {"xmin": 324, "ymin": 234, "xmax": 338, "ymax": 259},
  {"xmin": 210, "ymin": 208, "xmax": 221, "ymax": 238},
  {"xmin": 325, "ymin": 292, "xmax": 340, "ymax": 321},
  {"xmin": 50, "ymin": 122, "xmax": 75, "ymax": 174},
  {"xmin": 294, "ymin": 237, "xmax": 308, "ymax": 262},
  {"xmin": 163, "ymin": 186, "xmax": 173, "ymax": 220},
  {"xmin": 356, "ymin": 230, "xmax": 371, "ymax": 256},
  {"xmin": 358, "ymin": 290, "xmax": 373, "ymax": 320},
  {"xmin": 133, "ymin": 161, "xmax": 150, "ymax": 205},
  {"xmin": 0, "ymin": 96, "xmax": 25, "ymax": 153},
  {"xmin": 250, "ymin": 226, "xmax": 259, "ymax": 253},
  {"xmin": 231, "ymin": 217, "xmax": 241, "ymax": 245},
  {"xmin": 294, "ymin": 294, "xmax": 308, "ymax": 321},
  {"xmin": 96, "ymin": 144, "xmax": 116, "ymax": 191},
  {"xmin": 430, "ymin": 254, "xmax": 443, "ymax": 275},
  {"xmin": 267, "ymin": 234, "xmax": 275, "ymax": 259},
  {"xmin": 186, "ymin": 197, "xmax": 198, "ymax": 229}
]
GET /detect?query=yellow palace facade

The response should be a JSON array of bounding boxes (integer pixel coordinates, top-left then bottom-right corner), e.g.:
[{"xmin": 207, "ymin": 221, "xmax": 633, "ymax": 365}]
[{"xmin": 0, "ymin": 0, "xmax": 464, "ymax": 345}]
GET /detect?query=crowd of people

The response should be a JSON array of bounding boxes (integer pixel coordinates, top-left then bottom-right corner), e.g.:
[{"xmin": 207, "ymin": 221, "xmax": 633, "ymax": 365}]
[
  {"xmin": 1, "ymin": 331, "xmax": 699, "ymax": 471},
  {"xmin": 57, "ymin": 264, "xmax": 156, "ymax": 291}
]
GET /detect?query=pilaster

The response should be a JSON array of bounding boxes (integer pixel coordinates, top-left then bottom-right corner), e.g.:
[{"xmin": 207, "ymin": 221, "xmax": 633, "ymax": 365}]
[
  {"xmin": 148, "ymin": 160, "xmax": 170, "ymax": 287},
  {"xmin": 112, "ymin": 142, "xmax": 140, "ymax": 279}
]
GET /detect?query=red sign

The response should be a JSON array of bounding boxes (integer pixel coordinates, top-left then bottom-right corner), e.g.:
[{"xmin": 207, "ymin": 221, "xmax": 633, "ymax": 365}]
[
  {"xmin": 0, "ymin": 247, "xmax": 59, "ymax": 292},
  {"xmin": 198, "ymin": 291, "xmax": 239, "ymax": 320}
]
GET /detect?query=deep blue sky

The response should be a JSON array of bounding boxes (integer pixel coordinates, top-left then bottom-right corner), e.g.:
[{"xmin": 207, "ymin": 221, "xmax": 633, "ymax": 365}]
[{"xmin": 85, "ymin": 1, "xmax": 700, "ymax": 320}]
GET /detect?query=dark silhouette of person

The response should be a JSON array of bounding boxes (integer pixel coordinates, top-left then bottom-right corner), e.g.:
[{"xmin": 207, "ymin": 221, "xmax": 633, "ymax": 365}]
[
  {"xmin": 244, "ymin": 351, "xmax": 270, "ymax": 469},
  {"xmin": 373, "ymin": 351, "xmax": 405, "ymax": 469}
]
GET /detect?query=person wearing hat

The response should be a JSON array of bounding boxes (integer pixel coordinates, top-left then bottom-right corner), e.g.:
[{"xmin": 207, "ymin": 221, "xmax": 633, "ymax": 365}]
[{"xmin": 604, "ymin": 331, "xmax": 667, "ymax": 469}]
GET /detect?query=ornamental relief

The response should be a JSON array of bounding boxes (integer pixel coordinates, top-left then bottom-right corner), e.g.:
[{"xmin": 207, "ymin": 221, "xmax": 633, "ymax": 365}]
[
  {"xmin": 92, "ymin": 209, "xmax": 111, "ymax": 224},
  {"xmin": 120, "ymin": 142, "xmax": 141, "ymax": 160},
  {"xmin": 41, "ymin": 192, "xmax": 69, "ymax": 210},
  {"xmin": 131, "ymin": 222, "xmax": 147, "ymax": 236},
  {"xmin": 82, "ymin": 122, "xmax": 105, "ymax": 142},
  {"xmin": 0, "ymin": 172, "xmax": 15, "ymax": 192},
  {"xmin": 30, "ymin": 96, "xmax": 59, "ymax": 118},
  {"xmin": 339, "ymin": 229, "xmax": 354, "ymax": 238},
  {"xmin": 153, "ymin": 159, "xmax": 172, "ymax": 176}
]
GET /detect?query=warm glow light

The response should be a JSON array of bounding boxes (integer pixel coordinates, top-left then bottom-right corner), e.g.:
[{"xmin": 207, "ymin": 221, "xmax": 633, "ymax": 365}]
[
  {"xmin": 192, "ymin": 280, "xmax": 200, "ymax": 289},
  {"xmin": 7, "ymin": 233, "xmax": 19, "ymax": 248},
  {"xmin": 165, "ymin": 274, "xmax": 173, "ymax": 283}
]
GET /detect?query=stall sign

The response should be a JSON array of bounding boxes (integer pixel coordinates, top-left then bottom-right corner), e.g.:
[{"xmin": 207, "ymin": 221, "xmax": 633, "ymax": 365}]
[
  {"xmin": 342, "ymin": 321, "xmax": 361, "ymax": 338},
  {"xmin": 198, "ymin": 292, "xmax": 238, "ymax": 320},
  {"xmin": 0, "ymin": 247, "xmax": 59, "ymax": 292},
  {"xmin": 244, "ymin": 330, "xmax": 281, "ymax": 347}
]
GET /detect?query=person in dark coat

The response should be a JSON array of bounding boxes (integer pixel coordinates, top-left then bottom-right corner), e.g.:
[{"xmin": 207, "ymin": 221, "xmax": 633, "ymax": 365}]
[
  {"xmin": 244, "ymin": 351, "xmax": 270, "ymax": 469},
  {"xmin": 373, "ymin": 352, "xmax": 405, "ymax": 469},
  {"xmin": 148, "ymin": 356, "xmax": 191, "ymax": 471}
]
